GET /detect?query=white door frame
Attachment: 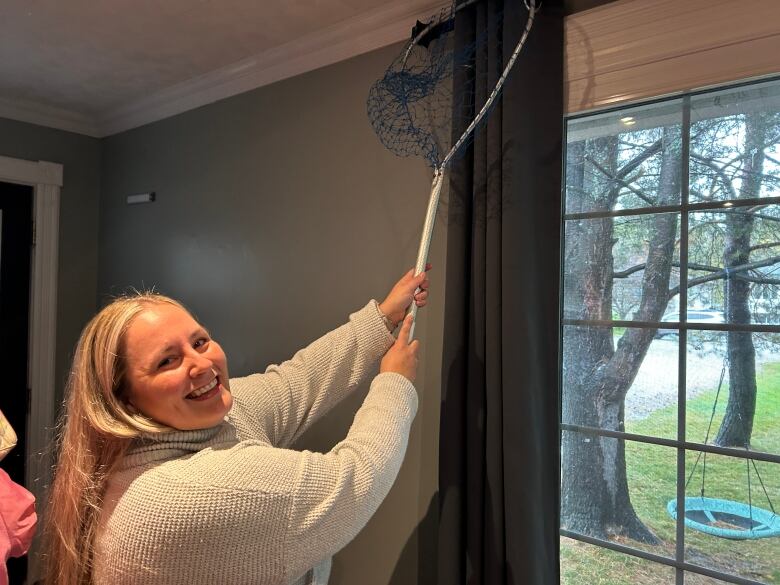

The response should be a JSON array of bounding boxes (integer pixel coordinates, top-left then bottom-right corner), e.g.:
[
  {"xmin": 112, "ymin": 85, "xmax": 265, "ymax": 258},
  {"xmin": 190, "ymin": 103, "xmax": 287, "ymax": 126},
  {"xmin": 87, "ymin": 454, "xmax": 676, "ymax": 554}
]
[{"xmin": 0, "ymin": 154, "xmax": 61, "ymax": 581}]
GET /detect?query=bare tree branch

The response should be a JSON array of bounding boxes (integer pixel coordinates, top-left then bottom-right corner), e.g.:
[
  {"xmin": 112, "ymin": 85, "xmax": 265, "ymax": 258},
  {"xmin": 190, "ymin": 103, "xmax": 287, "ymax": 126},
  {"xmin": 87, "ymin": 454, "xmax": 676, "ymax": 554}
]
[
  {"xmin": 667, "ymin": 255, "xmax": 780, "ymax": 299},
  {"xmin": 726, "ymin": 209, "xmax": 780, "ymax": 223},
  {"xmin": 736, "ymin": 275, "xmax": 780, "ymax": 285},
  {"xmin": 765, "ymin": 153, "xmax": 780, "ymax": 167},
  {"xmin": 618, "ymin": 139, "xmax": 663, "ymax": 179},
  {"xmin": 614, "ymin": 261, "xmax": 722, "ymax": 279},
  {"xmin": 585, "ymin": 156, "xmax": 655, "ymax": 205},
  {"xmin": 691, "ymin": 153, "xmax": 738, "ymax": 199},
  {"xmin": 584, "ymin": 139, "xmax": 664, "ymax": 207},
  {"xmin": 703, "ymin": 130, "xmax": 780, "ymax": 172},
  {"xmin": 749, "ymin": 242, "xmax": 780, "ymax": 253},
  {"xmin": 613, "ymin": 264, "xmax": 648, "ymax": 279}
]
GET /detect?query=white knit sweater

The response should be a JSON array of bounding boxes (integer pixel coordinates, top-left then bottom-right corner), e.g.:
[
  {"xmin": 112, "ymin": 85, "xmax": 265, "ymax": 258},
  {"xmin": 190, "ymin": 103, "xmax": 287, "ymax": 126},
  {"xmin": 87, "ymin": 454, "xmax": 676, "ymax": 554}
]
[{"xmin": 93, "ymin": 301, "xmax": 418, "ymax": 585}]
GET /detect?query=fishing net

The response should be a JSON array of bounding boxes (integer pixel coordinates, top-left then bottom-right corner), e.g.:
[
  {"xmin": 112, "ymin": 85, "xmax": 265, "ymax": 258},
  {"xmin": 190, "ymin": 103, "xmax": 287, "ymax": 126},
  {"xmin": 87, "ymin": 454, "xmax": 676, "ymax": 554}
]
[{"xmin": 367, "ymin": 0, "xmax": 538, "ymax": 336}]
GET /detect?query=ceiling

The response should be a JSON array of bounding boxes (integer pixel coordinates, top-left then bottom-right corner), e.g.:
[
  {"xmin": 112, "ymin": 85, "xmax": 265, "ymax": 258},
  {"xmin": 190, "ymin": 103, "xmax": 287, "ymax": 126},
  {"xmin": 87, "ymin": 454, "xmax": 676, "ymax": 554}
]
[{"xmin": 0, "ymin": 0, "xmax": 616, "ymax": 138}]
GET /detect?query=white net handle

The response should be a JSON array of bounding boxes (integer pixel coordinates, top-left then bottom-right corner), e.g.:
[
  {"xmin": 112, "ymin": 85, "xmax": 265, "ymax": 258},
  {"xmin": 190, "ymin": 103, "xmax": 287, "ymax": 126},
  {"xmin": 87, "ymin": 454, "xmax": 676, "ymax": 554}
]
[
  {"xmin": 408, "ymin": 169, "xmax": 445, "ymax": 340},
  {"xmin": 406, "ymin": 0, "xmax": 537, "ymax": 341}
]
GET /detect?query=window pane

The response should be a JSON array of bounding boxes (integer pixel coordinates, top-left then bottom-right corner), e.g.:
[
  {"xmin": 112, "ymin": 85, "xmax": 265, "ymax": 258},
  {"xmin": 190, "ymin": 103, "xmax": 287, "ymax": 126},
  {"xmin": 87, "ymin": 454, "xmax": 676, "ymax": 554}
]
[
  {"xmin": 690, "ymin": 81, "xmax": 780, "ymax": 204},
  {"xmin": 560, "ymin": 536, "xmax": 676, "ymax": 585},
  {"xmin": 682, "ymin": 453, "xmax": 779, "ymax": 583},
  {"xmin": 566, "ymin": 100, "xmax": 683, "ymax": 214},
  {"xmin": 686, "ymin": 331, "xmax": 780, "ymax": 455},
  {"xmin": 563, "ymin": 325, "xmax": 679, "ymax": 440},
  {"xmin": 563, "ymin": 214, "xmax": 681, "ymax": 322},
  {"xmin": 561, "ymin": 79, "xmax": 780, "ymax": 585},
  {"xmin": 561, "ymin": 431, "xmax": 676, "ymax": 559},
  {"xmin": 688, "ymin": 207, "xmax": 780, "ymax": 326}
]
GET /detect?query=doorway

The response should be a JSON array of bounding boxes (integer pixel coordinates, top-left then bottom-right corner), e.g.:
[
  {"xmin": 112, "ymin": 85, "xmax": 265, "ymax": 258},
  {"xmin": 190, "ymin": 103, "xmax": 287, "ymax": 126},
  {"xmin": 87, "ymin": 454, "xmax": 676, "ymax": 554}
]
[
  {"xmin": 0, "ymin": 155, "xmax": 61, "ymax": 584},
  {"xmin": 0, "ymin": 180, "xmax": 34, "ymax": 583}
]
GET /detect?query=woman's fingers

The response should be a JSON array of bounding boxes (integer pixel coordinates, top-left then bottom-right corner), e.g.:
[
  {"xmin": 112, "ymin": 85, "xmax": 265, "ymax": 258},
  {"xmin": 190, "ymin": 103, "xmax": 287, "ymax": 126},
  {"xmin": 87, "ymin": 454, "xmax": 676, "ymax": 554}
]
[
  {"xmin": 381, "ymin": 314, "xmax": 419, "ymax": 380},
  {"xmin": 408, "ymin": 264, "xmax": 432, "ymax": 285},
  {"xmin": 379, "ymin": 265, "xmax": 432, "ymax": 327},
  {"xmin": 397, "ymin": 313, "xmax": 413, "ymax": 345}
]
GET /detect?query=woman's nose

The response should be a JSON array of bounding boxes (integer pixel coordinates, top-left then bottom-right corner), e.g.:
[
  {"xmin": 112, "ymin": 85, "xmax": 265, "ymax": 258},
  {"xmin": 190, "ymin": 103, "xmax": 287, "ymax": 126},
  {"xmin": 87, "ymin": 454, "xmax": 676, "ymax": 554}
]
[{"xmin": 187, "ymin": 351, "xmax": 213, "ymax": 377}]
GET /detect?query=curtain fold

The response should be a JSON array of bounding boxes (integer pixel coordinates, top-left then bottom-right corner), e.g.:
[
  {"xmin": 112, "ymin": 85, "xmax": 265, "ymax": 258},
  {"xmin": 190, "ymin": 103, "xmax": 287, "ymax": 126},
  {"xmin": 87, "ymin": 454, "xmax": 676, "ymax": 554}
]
[{"xmin": 438, "ymin": 1, "xmax": 564, "ymax": 583}]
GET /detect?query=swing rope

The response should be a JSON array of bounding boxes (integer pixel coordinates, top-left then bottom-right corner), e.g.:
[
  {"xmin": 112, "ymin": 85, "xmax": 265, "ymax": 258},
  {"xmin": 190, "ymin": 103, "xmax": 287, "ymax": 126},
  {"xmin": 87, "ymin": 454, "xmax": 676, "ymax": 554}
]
[
  {"xmin": 685, "ymin": 354, "xmax": 728, "ymax": 492},
  {"xmin": 682, "ymin": 266, "xmax": 778, "ymax": 532},
  {"xmin": 751, "ymin": 459, "xmax": 777, "ymax": 517}
]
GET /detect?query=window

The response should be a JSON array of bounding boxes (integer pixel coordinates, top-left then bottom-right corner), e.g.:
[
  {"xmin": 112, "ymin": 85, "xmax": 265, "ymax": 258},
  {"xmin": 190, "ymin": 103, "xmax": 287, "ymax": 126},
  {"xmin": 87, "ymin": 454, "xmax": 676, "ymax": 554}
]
[{"xmin": 560, "ymin": 79, "xmax": 780, "ymax": 584}]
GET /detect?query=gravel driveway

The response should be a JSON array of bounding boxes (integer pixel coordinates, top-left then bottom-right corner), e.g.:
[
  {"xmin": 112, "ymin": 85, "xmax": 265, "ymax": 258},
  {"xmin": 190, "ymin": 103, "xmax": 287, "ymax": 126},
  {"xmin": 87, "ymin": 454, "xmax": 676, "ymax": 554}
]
[{"xmin": 625, "ymin": 337, "xmax": 780, "ymax": 421}]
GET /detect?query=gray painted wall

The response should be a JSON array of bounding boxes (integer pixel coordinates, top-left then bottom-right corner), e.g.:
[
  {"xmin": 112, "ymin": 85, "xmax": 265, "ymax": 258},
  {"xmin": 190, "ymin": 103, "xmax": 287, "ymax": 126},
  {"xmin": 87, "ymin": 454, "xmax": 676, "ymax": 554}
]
[
  {"xmin": 0, "ymin": 118, "xmax": 101, "ymax": 409},
  {"xmin": 99, "ymin": 43, "xmax": 445, "ymax": 585}
]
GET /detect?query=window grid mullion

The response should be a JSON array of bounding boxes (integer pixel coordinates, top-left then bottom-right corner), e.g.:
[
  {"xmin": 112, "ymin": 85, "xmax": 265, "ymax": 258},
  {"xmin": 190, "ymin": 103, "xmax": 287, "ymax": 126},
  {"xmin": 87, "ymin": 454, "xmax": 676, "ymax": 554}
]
[
  {"xmin": 561, "ymin": 319, "xmax": 780, "ymax": 334},
  {"xmin": 676, "ymin": 95, "xmax": 691, "ymax": 584},
  {"xmin": 561, "ymin": 423, "xmax": 780, "ymax": 465},
  {"xmin": 562, "ymin": 194, "xmax": 780, "ymax": 221}
]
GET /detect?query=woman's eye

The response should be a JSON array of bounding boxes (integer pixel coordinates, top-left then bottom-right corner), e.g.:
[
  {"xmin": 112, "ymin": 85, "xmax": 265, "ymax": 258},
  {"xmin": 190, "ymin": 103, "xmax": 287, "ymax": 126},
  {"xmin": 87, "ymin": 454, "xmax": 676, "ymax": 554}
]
[
  {"xmin": 194, "ymin": 337, "xmax": 210, "ymax": 349},
  {"xmin": 157, "ymin": 357, "xmax": 174, "ymax": 369}
]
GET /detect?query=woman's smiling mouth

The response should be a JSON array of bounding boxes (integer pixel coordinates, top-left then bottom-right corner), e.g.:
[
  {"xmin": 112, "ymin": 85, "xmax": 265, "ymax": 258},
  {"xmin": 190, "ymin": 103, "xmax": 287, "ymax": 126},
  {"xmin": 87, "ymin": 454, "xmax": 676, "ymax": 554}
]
[{"xmin": 186, "ymin": 377, "xmax": 219, "ymax": 401}]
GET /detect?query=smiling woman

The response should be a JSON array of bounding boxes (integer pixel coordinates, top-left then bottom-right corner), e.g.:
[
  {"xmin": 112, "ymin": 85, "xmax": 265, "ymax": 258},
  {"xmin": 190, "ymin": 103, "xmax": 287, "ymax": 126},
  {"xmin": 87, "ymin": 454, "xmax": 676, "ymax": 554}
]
[
  {"xmin": 121, "ymin": 303, "xmax": 234, "ymax": 431},
  {"xmin": 42, "ymin": 268, "xmax": 430, "ymax": 585}
]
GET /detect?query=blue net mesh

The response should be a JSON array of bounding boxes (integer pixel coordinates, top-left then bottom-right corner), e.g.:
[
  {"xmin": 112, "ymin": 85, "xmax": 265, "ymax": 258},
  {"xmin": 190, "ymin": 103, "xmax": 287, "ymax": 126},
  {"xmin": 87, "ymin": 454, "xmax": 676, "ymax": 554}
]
[{"xmin": 367, "ymin": 3, "xmax": 506, "ymax": 170}]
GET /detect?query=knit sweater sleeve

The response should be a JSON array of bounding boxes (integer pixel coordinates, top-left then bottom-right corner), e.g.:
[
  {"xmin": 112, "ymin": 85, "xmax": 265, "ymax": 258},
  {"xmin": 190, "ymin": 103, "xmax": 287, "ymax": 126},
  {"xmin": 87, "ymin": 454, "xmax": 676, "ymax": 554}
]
[
  {"xmin": 284, "ymin": 372, "xmax": 416, "ymax": 580},
  {"xmin": 229, "ymin": 301, "xmax": 395, "ymax": 447},
  {"xmin": 94, "ymin": 372, "xmax": 417, "ymax": 585}
]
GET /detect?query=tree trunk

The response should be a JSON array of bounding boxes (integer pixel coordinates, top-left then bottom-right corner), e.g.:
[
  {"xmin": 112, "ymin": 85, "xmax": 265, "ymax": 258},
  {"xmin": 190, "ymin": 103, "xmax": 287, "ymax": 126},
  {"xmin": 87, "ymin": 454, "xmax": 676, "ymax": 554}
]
[
  {"xmin": 562, "ymin": 129, "xmax": 679, "ymax": 543},
  {"xmin": 714, "ymin": 112, "xmax": 767, "ymax": 447}
]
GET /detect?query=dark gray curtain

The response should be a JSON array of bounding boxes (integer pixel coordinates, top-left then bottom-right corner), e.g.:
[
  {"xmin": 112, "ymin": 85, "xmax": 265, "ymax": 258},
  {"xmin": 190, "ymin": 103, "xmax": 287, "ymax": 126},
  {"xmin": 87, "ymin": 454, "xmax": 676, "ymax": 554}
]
[{"xmin": 438, "ymin": 1, "xmax": 564, "ymax": 583}]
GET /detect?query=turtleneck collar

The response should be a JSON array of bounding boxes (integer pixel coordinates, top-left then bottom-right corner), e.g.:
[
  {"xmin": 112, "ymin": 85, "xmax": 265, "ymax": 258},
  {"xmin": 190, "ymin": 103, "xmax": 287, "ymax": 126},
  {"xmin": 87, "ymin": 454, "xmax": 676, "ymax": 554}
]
[{"xmin": 121, "ymin": 418, "xmax": 239, "ymax": 470}]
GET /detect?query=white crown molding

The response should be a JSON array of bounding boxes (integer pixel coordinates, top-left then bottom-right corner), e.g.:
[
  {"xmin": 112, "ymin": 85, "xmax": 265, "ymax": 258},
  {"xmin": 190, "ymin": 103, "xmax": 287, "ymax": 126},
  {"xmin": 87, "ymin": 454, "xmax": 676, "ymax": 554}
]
[
  {"xmin": 0, "ymin": 0, "xmax": 446, "ymax": 138},
  {"xmin": 0, "ymin": 96, "xmax": 100, "ymax": 137},
  {"xmin": 98, "ymin": 0, "xmax": 448, "ymax": 137}
]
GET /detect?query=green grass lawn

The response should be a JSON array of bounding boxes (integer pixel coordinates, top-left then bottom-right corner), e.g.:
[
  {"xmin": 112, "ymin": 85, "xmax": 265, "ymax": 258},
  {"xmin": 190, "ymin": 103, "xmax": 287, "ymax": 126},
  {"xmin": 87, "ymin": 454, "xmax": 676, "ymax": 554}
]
[{"xmin": 561, "ymin": 362, "xmax": 780, "ymax": 584}]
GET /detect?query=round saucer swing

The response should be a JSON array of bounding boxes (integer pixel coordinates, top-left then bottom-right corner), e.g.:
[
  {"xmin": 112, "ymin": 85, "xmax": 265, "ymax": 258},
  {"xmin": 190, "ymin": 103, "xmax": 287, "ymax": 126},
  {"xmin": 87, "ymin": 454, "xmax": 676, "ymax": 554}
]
[
  {"xmin": 666, "ymin": 350, "xmax": 779, "ymax": 540},
  {"xmin": 667, "ymin": 496, "xmax": 780, "ymax": 540}
]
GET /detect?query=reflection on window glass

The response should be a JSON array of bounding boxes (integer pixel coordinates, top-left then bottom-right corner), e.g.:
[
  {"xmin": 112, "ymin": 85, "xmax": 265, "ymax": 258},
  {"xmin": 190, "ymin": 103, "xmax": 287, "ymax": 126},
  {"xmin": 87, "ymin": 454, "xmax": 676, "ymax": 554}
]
[
  {"xmin": 566, "ymin": 100, "xmax": 682, "ymax": 213},
  {"xmin": 690, "ymin": 82, "xmax": 780, "ymax": 204}
]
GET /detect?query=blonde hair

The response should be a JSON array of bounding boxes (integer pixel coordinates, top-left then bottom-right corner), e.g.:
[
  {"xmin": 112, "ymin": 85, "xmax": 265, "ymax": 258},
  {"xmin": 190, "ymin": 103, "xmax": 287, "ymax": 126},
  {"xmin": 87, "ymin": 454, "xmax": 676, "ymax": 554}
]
[{"xmin": 43, "ymin": 292, "xmax": 187, "ymax": 585}]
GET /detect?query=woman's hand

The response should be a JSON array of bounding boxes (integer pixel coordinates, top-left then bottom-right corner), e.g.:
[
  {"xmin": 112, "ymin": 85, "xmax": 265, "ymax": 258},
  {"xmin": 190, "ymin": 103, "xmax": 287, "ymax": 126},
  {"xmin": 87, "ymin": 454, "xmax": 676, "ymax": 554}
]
[
  {"xmin": 378, "ymin": 264, "xmax": 431, "ymax": 328},
  {"xmin": 380, "ymin": 314, "xmax": 420, "ymax": 382}
]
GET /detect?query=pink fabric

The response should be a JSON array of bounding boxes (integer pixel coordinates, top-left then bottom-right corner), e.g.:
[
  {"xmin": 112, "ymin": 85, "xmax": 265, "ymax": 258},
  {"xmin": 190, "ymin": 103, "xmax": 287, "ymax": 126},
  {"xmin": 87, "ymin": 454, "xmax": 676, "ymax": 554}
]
[{"xmin": 0, "ymin": 468, "xmax": 37, "ymax": 585}]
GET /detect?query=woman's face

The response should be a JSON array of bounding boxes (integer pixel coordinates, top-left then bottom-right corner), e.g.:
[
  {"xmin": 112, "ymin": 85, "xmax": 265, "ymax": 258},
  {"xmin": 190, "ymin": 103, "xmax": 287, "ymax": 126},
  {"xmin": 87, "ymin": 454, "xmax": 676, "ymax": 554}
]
[{"xmin": 122, "ymin": 303, "xmax": 233, "ymax": 430}]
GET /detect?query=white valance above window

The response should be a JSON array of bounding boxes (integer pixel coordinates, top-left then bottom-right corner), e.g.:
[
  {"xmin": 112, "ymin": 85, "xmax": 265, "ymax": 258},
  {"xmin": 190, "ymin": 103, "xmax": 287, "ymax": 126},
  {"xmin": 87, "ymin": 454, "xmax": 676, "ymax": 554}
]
[{"xmin": 565, "ymin": 0, "xmax": 780, "ymax": 114}]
